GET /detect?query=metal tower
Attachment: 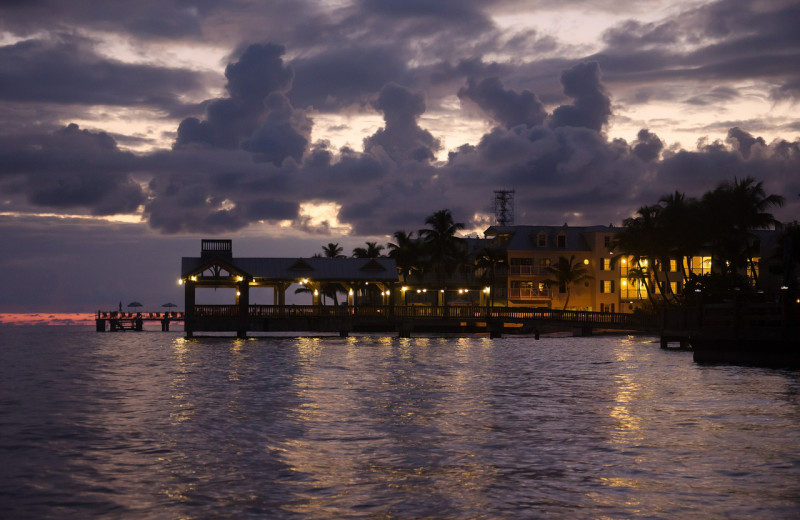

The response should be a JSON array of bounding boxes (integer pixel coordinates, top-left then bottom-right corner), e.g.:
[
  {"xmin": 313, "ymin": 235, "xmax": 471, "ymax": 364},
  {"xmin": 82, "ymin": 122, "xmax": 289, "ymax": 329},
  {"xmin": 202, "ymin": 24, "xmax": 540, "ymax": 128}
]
[{"xmin": 493, "ymin": 189, "xmax": 515, "ymax": 226}]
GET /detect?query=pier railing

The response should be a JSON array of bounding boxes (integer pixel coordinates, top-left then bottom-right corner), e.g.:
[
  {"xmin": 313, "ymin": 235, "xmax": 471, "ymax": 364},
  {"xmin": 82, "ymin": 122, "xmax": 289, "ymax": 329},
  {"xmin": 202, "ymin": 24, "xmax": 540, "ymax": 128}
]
[
  {"xmin": 190, "ymin": 305, "xmax": 656, "ymax": 330},
  {"xmin": 97, "ymin": 311, "xmax": 184, "ymax": 320}
]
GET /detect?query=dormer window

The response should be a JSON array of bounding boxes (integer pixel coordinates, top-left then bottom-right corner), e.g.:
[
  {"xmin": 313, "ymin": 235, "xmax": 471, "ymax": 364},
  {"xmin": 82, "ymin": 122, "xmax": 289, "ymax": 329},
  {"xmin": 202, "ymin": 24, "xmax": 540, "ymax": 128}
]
[
  {"xmin": 537, "ymin": 231, "xmax": 547, "ymax": 247},
  {"xmin": 557, "ymin": 233, "xmax": 566, "ymax": 248}
]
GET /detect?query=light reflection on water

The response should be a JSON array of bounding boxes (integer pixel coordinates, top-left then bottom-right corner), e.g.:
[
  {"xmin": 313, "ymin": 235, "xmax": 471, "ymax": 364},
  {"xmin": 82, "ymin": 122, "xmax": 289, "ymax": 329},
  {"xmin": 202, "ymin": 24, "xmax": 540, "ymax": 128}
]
[{"xmin": 1, "ymin": 327, "xmax": 799, "ymax": 519}]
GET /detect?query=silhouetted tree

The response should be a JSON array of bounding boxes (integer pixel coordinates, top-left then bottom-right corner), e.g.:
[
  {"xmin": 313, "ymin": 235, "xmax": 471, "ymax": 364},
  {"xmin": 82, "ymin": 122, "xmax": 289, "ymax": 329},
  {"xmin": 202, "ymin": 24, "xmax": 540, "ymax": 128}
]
[
  {"xmin": 545, "ymin": 255, "xmax": 593, "ymax": 310},
  {"xmin": 352, "ymin": 241, "xmax": 385, "ymax": 258},
  {"xmin": 474, "ymin": 246, "xmax": 506, "ymax": 307},
  {"xmin": 387, "ymin": 230, "xmax": 423, "ymax": 282},
  {"xmin": 419, "ymin": 209, "xmax": 465, "ymax": 304}
]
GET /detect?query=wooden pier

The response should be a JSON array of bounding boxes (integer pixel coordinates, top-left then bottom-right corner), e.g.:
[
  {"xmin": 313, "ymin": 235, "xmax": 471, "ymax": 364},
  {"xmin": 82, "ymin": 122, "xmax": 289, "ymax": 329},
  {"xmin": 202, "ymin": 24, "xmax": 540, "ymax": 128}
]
[
  {"xmin": 96, "ymin": 311, "xmax": 184, "ymax": 332},
  {"xmin": 182, "ymin": 304, "xmax": 657, "ymax": 338}
]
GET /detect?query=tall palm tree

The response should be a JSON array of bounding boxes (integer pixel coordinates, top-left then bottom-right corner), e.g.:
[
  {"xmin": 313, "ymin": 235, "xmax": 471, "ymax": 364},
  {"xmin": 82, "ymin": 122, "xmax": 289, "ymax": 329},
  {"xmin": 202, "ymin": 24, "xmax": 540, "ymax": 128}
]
[
  {"xmin": 387, "ymin": 230, "xmax": 423, "ymax": 282},
  {"xmin": 658, "ymin": 191, "xmax": 703, "ymax": 287},
  {"xmin": 319, "ymin": 242, "xmax": 345, "ymax": 304},
  {"xmin": 613, "ymin": 205, "xmax": 667, "ymax": 304},
  {"xmin": 702, "ymin": 177, "xmax": 784, "ymax": 286},
  {"xmin": 419, "ymin": 209, "xmax": 465, "ymax": 304},
  {"xmin": 352, "ymin": 241, "xmax": 385, "ymax": 258},
  {"xmin": 545, "ymin": 255, "xmax": 593, "ymax": 310},
  {"xmin": 474, "ymin": 246, "xmax": 507, "ymax": 307}
]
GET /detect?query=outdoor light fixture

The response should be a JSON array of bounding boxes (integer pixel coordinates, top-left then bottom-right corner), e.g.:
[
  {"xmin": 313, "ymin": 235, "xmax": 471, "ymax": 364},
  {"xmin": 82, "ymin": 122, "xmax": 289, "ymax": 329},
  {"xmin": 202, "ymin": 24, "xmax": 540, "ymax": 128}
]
[
  {"xmin": 349, "ymin": 289, "xmax": 354, "ymax": 295},
  {"xmin": 178, "ymin": 279, "xmax": 183, "ymax": 285},
  {"xmin": 236, "ymin": 291, "xmax": 241, "ymax": 296},
  {"xmin": 313, "ymin": 289, "xmax": 319, "ymax": 296},
  {"xmin": 583, "ymin": 259, "xmax": 589, "ymax": 265},
  {"xmin": 402, "ymin": 286, "xmax": 408, "ymax": 292}
]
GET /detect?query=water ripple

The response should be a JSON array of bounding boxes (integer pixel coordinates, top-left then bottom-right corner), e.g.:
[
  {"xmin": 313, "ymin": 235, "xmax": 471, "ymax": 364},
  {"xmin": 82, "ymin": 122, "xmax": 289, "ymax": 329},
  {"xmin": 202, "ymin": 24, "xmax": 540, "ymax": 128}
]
[{"xmin": 1, "ymin": 328, "xmax": 799, "ymax": 518}]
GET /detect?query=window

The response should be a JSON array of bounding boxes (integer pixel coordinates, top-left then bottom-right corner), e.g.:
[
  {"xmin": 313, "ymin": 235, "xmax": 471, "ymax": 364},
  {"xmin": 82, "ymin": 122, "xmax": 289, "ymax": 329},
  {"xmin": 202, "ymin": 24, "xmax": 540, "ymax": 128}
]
[
  {"xmin": 557, "ymin": 234, "xmax": 566, "ymax": 248},
  {"xmin": 510, "ymin": 257, "xmax": 534, "ymax": 275},
  {"xmin": 604, "ymin": 236, "xmax": 611, "ymax": 248},
  {"xmin": 537, "ymin": 232, "xmax": 547, "ymax": 247},
  {"xmin": 539, "ymin": 258, "xmax": 551, "ymax": 273},
  {"xmin": 601, "ymin": 258, "xmax": 612, "ymax": 271},
  {"xmin": 669, "ymin": 259, "xmax": 678, "ymax": 272},
  {"xmin": 601, "ymin": 280, "xmax": 615, "ymax": 294}
]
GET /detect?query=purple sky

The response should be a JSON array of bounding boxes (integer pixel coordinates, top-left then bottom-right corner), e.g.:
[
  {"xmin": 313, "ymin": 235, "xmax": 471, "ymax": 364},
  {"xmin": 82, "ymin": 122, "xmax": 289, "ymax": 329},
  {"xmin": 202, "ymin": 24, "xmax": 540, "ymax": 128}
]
[{"xmin": 1, "ymin": 0, "xmax": 798, "ymax": 313}]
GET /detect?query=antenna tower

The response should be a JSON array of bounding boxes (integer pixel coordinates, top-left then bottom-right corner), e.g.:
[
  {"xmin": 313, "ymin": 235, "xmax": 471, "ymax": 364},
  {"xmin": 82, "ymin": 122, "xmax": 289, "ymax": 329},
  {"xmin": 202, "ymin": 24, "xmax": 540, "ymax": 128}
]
[{"xmin": 493, "ymin": 189, "xmax": 515, "ymax": 226}]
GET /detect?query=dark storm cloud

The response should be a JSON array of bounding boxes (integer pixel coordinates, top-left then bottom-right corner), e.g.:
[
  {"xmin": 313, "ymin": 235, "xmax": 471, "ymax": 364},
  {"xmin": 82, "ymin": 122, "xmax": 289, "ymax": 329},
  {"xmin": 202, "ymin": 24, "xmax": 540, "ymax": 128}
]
[
  {"xmin": 242, "ymin": 92, "xmax": 312, "ymax": 166},
  {"xmin": 174, "ymin": 43, "xmax": 301, "ymax": 151},
  {"xmin": 727, "ymin": 127, "xmax": 765, "ymax": 160},
  {"xmin": 1, "ymin": 0, "xmax": 798, "ymax": 239},
  {"xmin": 548, "ymin": 62, "xmax": 611, "ymax": 132},
  {"xmin": 632, "ymin": 129, "xmax": 664, "ymax": 163},
  {"xmin": 458, "ymin": 77, "xmax": 547, "ymax": 130},
  {"xmin": 655, "ymin": 136, "xmax": 800, "ymax": 203},
  {"xmin": 0, "ymin": 124, "xmax": 145, "ymax": 215},
  {"xmin": 0, "ymin": 36, "xmax": 205, "ymax": 108},
  {"xmin": 595, "ymin": 0, "xmax": 800, "ymax": 103},
  {"xmin": 288, "ymin": 46, "xmax": 409, "ymax": 111},
  {"xmin": 362, "ymin": 83, "xmax": 441, "ymax": 163}
]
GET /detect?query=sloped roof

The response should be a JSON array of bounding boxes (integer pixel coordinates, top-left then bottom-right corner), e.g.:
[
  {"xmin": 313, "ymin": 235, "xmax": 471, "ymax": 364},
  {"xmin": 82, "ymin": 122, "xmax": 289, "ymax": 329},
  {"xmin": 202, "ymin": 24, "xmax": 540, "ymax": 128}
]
[
  {"xmin": 182, "ymin": 256, "xmax": 398, "ymax": 282},
  {"xmin": 485, "ymin": 225, "xmax": 616, "ymax": 252}
]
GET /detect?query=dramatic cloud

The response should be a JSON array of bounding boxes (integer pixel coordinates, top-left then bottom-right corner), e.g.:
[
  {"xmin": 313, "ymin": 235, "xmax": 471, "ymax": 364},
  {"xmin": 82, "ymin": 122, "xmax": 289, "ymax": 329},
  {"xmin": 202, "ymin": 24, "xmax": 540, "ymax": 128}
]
[
  {"xmin": 0, "ymin": 124, "xmax": 144, "ymax": 215},
  {"xmin": 363, "ymin": 83, "xmax": 441, "ymax": 163},
  {"xmin": 548, "ymin": 62, "xmax": 611, "ymax": 132},
  {"xmin": 458, "ymin": 77, "xmax": 547, "ymax": 129},
  {"xmin": 175, "ymin": 43, "xmax": 295, "ymax": 150},
  {"xmin": 0, "ymin": 0, "xmax": 798, "ymax": 312}
]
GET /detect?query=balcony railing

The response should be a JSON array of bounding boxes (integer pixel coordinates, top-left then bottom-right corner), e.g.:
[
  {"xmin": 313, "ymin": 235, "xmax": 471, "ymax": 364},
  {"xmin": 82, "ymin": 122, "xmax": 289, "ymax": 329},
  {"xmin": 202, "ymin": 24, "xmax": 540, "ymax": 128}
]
[
  {"xmin": 509, "ymin": 265, "xmax": 550, "ymax": 276},
  {"xmin": 508, "ymin": 288, "xmax": 551, "ymax": 299}
]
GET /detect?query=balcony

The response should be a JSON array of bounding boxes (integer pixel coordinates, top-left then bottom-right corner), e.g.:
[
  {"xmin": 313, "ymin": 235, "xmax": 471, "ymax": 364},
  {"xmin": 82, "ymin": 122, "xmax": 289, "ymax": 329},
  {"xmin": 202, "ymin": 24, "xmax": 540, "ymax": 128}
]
[
  {"xmin": 508, "ymin": 287, "xmax": 551, "ymax": 300},
  {"xmin": 509, "ymin": 265, "xmax": 549, "ymax": 276}
]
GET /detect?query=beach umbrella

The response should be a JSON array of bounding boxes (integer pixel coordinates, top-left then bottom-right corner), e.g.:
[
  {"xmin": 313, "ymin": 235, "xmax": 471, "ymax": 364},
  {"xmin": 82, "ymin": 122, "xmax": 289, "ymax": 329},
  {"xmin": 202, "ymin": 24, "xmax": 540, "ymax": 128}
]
[
  {"xmin": 127, "ymin": 301, "xmax": 143, "ymax": 308},
  {"xmin": 162, "ymin": 302, "xmax": 177, "ymax": 308}
]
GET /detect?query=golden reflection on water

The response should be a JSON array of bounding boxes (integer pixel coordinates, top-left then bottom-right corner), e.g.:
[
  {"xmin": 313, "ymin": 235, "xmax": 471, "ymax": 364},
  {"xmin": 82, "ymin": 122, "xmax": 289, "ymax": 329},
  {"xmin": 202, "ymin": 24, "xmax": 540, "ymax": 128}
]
[
  {"xmin": 169, "ymin": 337, "xmax": 195, "ymax": 424},
  {"xmin": 276, "ymin": 336, "xmax": 500, "ymax": 517}
]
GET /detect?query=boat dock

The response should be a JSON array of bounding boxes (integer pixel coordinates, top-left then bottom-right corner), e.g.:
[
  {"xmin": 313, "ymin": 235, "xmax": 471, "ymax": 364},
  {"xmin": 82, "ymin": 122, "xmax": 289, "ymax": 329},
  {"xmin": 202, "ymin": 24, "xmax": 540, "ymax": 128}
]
[{"xmin": 96, "ymin": 311, "xmax": 185, "ymax": 332}]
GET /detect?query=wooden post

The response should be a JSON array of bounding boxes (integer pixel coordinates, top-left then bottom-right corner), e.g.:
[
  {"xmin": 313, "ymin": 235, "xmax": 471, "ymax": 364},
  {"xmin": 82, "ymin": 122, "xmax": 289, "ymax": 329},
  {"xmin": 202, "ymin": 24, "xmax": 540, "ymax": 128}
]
[
  {"xmin": 237, "ymin": 279, "xmax": 249, "ymax": 338},
  {"xmin": 184, "ymin": 279, "xmax": 195, "ymax": 338}
]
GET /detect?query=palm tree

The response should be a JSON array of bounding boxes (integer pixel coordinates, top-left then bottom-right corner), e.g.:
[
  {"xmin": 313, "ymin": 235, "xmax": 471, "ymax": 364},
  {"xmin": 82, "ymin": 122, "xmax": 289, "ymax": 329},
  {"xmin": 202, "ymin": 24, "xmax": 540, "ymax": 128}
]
[
  {"xmin": 419, "ymin": 209, "xmax": 465, "ymax": 304},
  {"xmin": 702, "ymin": 177, "xmax": 784, "ymax": 287},
  {"xmin": 658, "ymin": 191, "xmax": 703, "ymax": 287},
  {"xmin": 322, "ymin": 242, "xmax": 344, "ymax": 258},
  {"xmin": 474, "ymin": 246, "xmax": 507, "ymax": 307},
  {"xmin": 387, "ymin": 230, "xmax": 423, "ymax": 282},
  {"xmin": 613, "ymin": 205, "xmax": 667, "ymax": 304},
  {"xmin": 544, "ymin": 255, "xmax": 593, "ymax": 310},
  {"xmin": 319, "ymin": 242, "xmax": 345, "ymax": 304},
  {"xmin": 352, "ymin": 241, "xmax": 385, "ymax": 258}
]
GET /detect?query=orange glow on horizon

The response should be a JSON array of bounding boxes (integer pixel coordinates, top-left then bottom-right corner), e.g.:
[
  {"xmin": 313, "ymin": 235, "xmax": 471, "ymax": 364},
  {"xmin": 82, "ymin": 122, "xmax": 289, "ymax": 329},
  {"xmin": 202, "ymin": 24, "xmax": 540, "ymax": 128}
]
[{"xmin": 0, "ymin": 313, "xmax": 96, "ymax": 326}]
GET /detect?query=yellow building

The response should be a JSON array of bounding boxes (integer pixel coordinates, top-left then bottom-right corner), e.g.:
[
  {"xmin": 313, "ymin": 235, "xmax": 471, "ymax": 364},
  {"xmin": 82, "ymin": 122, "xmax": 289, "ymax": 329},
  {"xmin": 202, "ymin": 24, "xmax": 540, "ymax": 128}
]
[{"xmin": 484, "ymin": 225, "xmax": 621, "ymax": 312}]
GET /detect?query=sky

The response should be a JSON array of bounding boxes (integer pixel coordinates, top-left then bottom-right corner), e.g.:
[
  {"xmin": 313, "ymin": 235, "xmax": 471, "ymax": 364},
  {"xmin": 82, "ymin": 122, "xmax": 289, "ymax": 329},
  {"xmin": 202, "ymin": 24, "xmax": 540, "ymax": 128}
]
[{"xmin": 0, "ymin": 0, "xmax": 798, "ymax": 315}]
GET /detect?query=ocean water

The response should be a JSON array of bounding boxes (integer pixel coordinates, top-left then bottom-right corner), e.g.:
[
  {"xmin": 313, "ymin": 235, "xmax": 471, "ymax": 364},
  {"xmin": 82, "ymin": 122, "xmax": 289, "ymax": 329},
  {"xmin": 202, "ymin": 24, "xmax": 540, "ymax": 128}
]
[{"xmin": 1, "ymin": 326, "xmax": 799, "ymax": 519}]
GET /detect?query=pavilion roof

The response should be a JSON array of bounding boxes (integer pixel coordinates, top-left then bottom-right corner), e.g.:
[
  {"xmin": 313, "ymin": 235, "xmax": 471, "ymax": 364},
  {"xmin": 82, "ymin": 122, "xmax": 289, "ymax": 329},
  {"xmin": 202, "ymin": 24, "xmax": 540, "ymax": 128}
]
[{"xmin": 182, "ymin": 256, "xmax": 398, "ymax": 282}]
